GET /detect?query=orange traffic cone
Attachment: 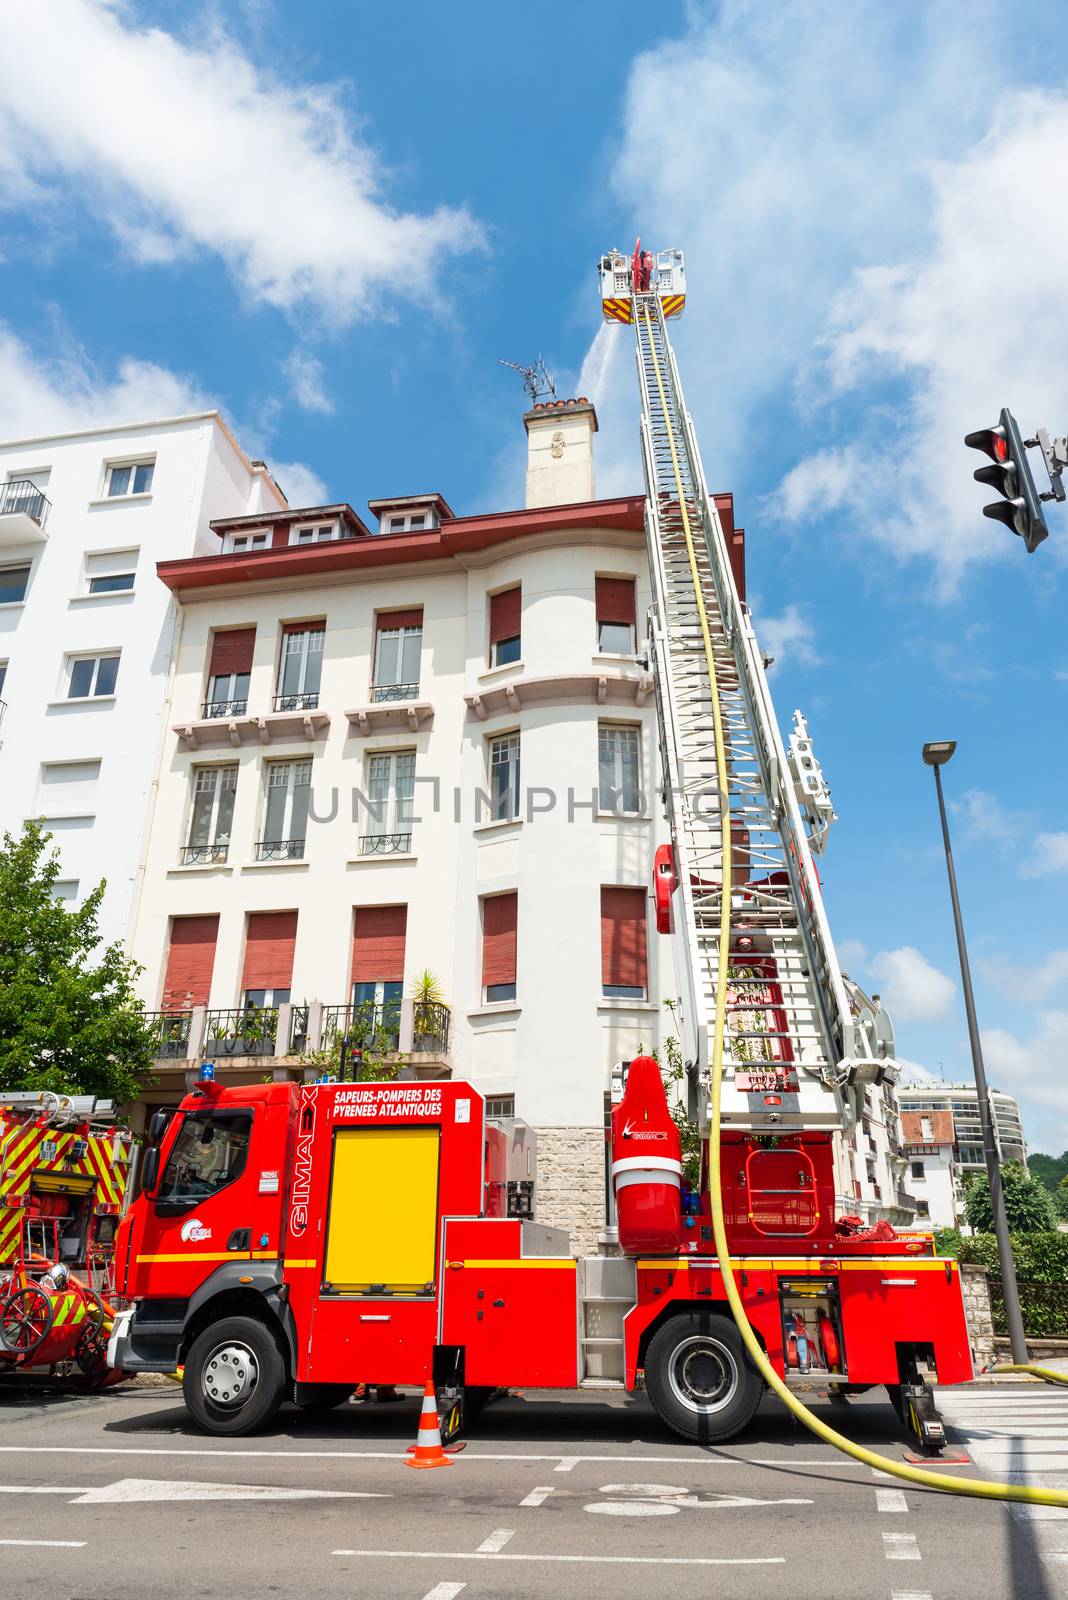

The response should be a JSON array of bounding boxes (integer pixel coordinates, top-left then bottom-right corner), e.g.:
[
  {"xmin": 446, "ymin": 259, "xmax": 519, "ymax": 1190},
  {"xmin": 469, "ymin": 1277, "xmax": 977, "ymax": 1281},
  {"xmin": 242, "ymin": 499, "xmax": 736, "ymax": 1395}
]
[{"xmin": 405, "ymin": 1380, "xmax": 454, "ymax": 1469}]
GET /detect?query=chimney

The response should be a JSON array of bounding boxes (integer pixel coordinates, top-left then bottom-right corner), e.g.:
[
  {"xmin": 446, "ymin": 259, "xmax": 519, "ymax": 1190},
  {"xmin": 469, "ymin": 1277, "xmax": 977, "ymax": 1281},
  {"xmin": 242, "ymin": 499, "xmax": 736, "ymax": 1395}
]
[{"xmin": 523, "ymin": 397, "xmax": 598, "ymax": 508}]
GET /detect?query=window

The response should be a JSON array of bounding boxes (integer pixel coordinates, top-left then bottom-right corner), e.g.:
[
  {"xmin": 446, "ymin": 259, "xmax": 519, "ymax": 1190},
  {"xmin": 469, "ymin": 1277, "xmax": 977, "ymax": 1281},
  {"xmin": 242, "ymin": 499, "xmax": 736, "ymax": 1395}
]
[
  {"xmin": 373, "ymin": 611, "xmax": 422, "ymax": 702},
  {"xmin": 161, "ymin": 914, "xmax": 219, "ymax": 1010},
  {"xmin": 352, "ymin": 979, "xmax": 403, "ymax": 1048},
  {"xmin": 600, "ymin": 886, "xmax": 647, "ymax": 998},
  {"xmin": 243, "ymin": 987, "xmax": 291, "ymax": 1009},
  {"xmin": 489, "ymin": 587, "xmax": 521, "ymax": 667},
  {"xmin": 910, "ymin": 1160, "xmax": 926, "ymax": 1179},
  {"xmin": 156, "ymin": 1109, "xmax": 252, "ymax": 1211},
  {"xmin": 482, "ymin": 892, "xmax": 518, "ymax": 1003},
  {"xmin": 261, "ymin": 759, "xmax": 311, "ymax": 859},
  {"xmin": 489, "ymin": 733, "xmax": 521, "ymax": 822},
  {"xmin": 351, "ymin": 905, "xmax": 407, "ymax": 1045},
  {"xmin": 362, "ymin": 750, "xmax": 415, "ymax": 854},
  {"xmin": 276, "ymin": 625, "xmax": 324, "ymax": 710},
  {"xmin": 36, "ymin": 759, "xmax": 101, "ymax": 818},
  {"xmin": 916, "ymin": 1201, "xmax": 930, "ymax": 1219},
  {"xmin": 205, "ymin": 628, "xmax": 255, "ymax": 717},
  {"xmin": 291, "ymin": 523, "xmax": 341, "ymax": 545},
  {"xmin": 386, "ymin": 512, "xmax": 428, "ymax": 533},
  {"xmin": 67, "ymin": 652, "xmax": 120, "ymax": 698},
  {"xmin": 52, "ymin": 880, "xmax": 79, "ymax": 902},
  {"xmin": 241, "ymin": 911, "xmax": 298, "ymax": 1011},
  {"xmin": 0, "ymin": 661, "xmax": 7, "ymax": 698},
  {"xmin": 920, "ymin": 1116, "xmax": 933, "ymax": 1139},
  {"xmin": 85, "ymin": 548, "xmax": 138, "ymax": 595},
  {"xmin": 486, "ymin": 1094, "xmax": 516, "ymax": 1120},
  {"xmin": 105, "ymin": 460, "xmax": 154, "ymax": 498},
  {"xmin": 185, "ymin": 765, "xmax": 237, "ymax": 864},
  {"xmin": 598, "ymin": 724, "xmax": 641, "ymax": 815},
  {"xmin": 225, "ymin": 531, "xmax": 269, "ymax": 554},
  {"xmin": 596, "ymin": 575, "xmax": 637, "ymax": 654},
  {"xmin": 0, "ymin": 564, "xmax": 30, "ymax": 604}
]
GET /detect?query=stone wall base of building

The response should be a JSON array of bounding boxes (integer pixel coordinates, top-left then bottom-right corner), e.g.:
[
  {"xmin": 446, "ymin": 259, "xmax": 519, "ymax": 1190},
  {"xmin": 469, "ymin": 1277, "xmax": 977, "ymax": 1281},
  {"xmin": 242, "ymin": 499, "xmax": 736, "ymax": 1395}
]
[
  {"xmin": 960, "ymin": 1262, "xmax": 996, "ymax": 1368},
  {"xmin": 534, "ymin": 1125, "xmax": 606, "ymax": 1258}
]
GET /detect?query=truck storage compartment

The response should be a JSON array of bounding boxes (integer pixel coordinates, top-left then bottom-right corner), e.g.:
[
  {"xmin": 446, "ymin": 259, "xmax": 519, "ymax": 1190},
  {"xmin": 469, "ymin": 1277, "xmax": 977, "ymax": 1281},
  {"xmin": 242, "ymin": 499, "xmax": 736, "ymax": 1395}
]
[{"xmin": 323, "ymin": 1125, "xmax": 440, "ymax": 1296}]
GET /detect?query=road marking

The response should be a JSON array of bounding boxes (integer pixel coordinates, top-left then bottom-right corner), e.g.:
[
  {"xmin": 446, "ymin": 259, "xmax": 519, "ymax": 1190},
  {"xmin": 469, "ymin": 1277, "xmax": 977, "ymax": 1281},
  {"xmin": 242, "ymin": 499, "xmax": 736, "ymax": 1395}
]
[
  {"xmin": 0, "ymin": 1539, "xmax": 86, "ymax": 1548},
  {"xmin": 421, "ymin": 1587, "xmax": 466, "ymax": 1599},
  {"xmin": 519, "ymin": 1486, "xmax": 554, "ymax": 1506},
  {"xmin": 586, "ymin": 1483, "xmax": 815, "ymax": 1516},
  {"xmin": 890, "ymin": 1592, "xmax": 933, "ymax": 1600},
  {"xmin": 476, "ymin": 1529, "xmax": 515, "ymax": 1553},
  {"xmin": 883, "ymin": 1532, "xmax": 921, "ymax": 1561},
  {"xmin": 0, "ymin": 1445, "xmax": 863, "ymax": 1468},
  {"xmin": 0, "ymin": 1478, "xmax": 387, "ymax": 1505},
  {"xmin": 877, "ymin": 1488, "xmax": 909, "ymax": 1513},
  {"xmin": 331, "ymin": 1549, "xmax": 785, "ymax": 1567}
]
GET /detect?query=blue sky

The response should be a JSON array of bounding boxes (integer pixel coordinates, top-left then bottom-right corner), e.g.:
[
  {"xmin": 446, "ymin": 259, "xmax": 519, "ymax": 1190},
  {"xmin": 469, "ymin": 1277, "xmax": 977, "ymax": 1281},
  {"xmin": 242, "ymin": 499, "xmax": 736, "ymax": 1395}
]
[{"xmin": 2, "ymin": 1, "xmax": 1066, "ymax": 1149}]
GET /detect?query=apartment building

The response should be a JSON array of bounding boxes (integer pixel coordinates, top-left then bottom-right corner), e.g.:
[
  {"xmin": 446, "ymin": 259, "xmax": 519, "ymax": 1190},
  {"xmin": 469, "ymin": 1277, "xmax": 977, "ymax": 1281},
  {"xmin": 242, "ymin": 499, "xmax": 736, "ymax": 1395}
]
[
  {"xmin": 128, "ymin": 400, "xmax": 748, "ymax": 1250},
  {"xmin": 901, "ymin": 1109, "xmax": 962, "ymax": 1228},
  {"xmin": 897, "ymin": 1083, "xmax": 1027, "ymax": 1175},
  {"xmin": 0, "ymin": 414, "xmax": 284, "ymax": 946}
]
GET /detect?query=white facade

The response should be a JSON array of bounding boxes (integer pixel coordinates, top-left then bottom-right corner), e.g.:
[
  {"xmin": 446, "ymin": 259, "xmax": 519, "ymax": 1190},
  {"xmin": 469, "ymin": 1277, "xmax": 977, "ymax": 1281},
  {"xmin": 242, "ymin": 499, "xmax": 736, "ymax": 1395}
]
[
  {"xmin": 897, "ymin": 1083, "xmax": 1027, "ymax": 1174},
  {"xmin": 0, "ymin": 415, "xmax": 284, "ymax": 947},
  {"xmin": 900, "ymin": 1109, "xmax": 962, "ymax": 1228}
]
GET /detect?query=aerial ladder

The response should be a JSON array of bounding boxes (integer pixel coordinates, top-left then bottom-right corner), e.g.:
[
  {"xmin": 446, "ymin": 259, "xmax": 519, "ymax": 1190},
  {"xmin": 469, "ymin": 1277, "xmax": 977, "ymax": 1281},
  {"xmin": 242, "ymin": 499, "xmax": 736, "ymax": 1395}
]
[{"xmin": 600, "ymin": 244, "xmax": 894, "ymax": 1160}]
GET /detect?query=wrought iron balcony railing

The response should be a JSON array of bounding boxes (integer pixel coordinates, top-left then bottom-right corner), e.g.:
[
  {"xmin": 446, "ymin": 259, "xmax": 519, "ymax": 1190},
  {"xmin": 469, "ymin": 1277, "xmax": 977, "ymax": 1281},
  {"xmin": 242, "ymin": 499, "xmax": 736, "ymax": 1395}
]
[
  {"xmin": 321, "ymin": 1001, "xmax": 402, "ymax": 1055},
  {"xmin": 411, "ymin": 1000, "xmax": 451, "ymax": 1055},
  {"xmin": 359, "ymin": 831, "xmax": 412, "ymax": 856},
  {"xmin": 371, "ymin": 682, "xmax": 419, "ymax": 703},
  {"xmin": 289, "ymin": 1004, "xmax": 309, "ymax": 1053},
  {"xmin": 204, "ymin": 1007, "xmax": 278, "ymax": 1056},
  {"xmin": 256, "ymin": 838, "xmax": 305, "ymax": 861},
  {"xmin": 0, "ymin": 479, "xmax": 50, "ymax": 524},
  {"xmin": 201, "ymin": 698, "xmax": 248, "ymax": 719},
  {"xmin": 144, "ymin": 1010, "xmax": 193, "ymax": 1059},
  {"xmin": 273, "ymin": 691, "xmax": 319, "ymax": 712},
  {"xmin": 181, "ymin": 842, "xmax": 229, "ymax": 865}
]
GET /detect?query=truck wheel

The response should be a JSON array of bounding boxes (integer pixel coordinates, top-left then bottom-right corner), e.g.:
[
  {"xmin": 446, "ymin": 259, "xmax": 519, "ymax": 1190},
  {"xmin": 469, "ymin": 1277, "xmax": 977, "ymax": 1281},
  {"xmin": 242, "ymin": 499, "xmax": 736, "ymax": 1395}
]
[
  {"xmin": 183, "ymin": 1316, "xmax": 286, "ymax": 1436},
  {"xmin": 294, "ymin": 1383, "xmax": 354, "ymax": 1413},
  {"xmin": 644, "ymin": 1311, "xmax": 761, "ymax": 1443}
]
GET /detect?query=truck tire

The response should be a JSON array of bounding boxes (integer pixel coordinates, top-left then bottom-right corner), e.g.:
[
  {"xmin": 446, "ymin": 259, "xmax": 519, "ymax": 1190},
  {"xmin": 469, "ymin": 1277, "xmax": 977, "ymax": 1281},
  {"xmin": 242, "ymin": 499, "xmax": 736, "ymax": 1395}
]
[
  {"xmin": 294, "ymin": 1384, "xmax": 354, "ymax": 1413},
  {"xmin": 644, "ymin": 1310, "xmax": 762, "ymax": 1443},
  {"xmin": 183, "ymin": 1315, "xmax": 287, "ymax": 1436}
]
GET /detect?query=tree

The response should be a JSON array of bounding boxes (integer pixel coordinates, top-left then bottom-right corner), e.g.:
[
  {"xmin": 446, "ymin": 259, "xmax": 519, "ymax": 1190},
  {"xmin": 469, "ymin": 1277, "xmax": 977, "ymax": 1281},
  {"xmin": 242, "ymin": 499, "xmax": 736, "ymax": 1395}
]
[
  {"xmin": 1053, "ymin": 1185, "xmax": 1068, "ymax": 1225},
  {"xmin": 0, "ymin": 822, "xmax": 153, "ymax": 1103},
  {"xmin": 1028, "ymin": 1151, "xmax": 1068, "ymax": 1192},
  {"xmin": 963, "ymin": 1161, "xmax": 1058, "ymax": 1234}
]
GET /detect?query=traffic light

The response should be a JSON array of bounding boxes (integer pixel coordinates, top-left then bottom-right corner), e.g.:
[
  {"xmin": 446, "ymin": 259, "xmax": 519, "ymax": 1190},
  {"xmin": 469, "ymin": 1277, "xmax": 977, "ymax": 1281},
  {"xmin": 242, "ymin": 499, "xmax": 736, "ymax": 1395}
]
[{"xmin": 964, "ymin": 408, "xmax": 1049, "ymax": 553}]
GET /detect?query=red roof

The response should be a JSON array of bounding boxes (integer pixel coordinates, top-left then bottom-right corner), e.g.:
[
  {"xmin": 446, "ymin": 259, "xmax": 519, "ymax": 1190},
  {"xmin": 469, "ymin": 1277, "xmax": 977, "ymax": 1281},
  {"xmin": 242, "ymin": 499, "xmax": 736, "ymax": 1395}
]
[{"xmin": 901, "ymin": 1110, "xmax": 955, "ymax": 1147}]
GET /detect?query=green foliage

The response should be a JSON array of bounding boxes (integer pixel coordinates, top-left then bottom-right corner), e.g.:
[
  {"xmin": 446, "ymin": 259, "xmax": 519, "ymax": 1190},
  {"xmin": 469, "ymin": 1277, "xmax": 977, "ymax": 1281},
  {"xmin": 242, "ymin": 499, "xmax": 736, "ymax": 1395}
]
[
  {"xmin": 934, "ymin": 1228, "xmax": 1068, "ymax": 1335},
  {"xmin": 296, "ymin": 1002, "xmax": 402, "ymax": 1086},
  {"xmin": 1028, "ymin": 1150, "xmax": 1068, "ymax": 1192},
  {"xmin": 963, "ymin": 1161, "xmax": 1058, "ymax": 1233},
  {"xmin": 1054, "ymin": 1187, "xmax": 1068, "ymax": 1223},
  {"xmin": 0, "ymin": 822, "xmax": 152, "ymax": 1103}
]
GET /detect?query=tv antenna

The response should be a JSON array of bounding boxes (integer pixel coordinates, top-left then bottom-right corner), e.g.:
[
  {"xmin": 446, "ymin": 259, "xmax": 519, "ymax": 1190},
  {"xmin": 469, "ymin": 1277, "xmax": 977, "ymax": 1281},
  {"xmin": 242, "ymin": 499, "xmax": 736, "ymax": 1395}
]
[{"xmin": 498, "ymin": 356, "xmax": 557, "ymax": 407}]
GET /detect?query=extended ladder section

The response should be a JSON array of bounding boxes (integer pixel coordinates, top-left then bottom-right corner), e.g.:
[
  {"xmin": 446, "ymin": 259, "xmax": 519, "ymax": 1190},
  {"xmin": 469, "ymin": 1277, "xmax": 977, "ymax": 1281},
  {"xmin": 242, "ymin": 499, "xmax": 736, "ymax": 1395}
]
[{"xmin": 630, "ymin": 292, "xmax": 888, "ymax": 1133}]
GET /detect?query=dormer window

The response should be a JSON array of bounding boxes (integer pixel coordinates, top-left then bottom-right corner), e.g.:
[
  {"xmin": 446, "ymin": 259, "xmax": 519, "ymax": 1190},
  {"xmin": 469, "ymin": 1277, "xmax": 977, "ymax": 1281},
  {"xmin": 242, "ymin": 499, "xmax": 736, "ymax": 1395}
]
[
  {"xmin": 225, "ymin": 530, "xmax": 269, "ymax": 554},
  {"xmin": 290, "ymin": 522, "xmax": 342, "ymax": 546},
  {"xmin": 385, "ymin": 511, "xmax": 430, "ymax": 534}
]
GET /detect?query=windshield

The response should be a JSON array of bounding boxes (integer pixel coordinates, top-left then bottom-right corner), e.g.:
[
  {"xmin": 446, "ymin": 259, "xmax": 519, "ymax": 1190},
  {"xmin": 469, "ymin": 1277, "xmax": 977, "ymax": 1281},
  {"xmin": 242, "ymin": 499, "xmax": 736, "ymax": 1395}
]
[{"xmin": 157, "ymin": 1109, "xmax": 252, "ymax": 1208}]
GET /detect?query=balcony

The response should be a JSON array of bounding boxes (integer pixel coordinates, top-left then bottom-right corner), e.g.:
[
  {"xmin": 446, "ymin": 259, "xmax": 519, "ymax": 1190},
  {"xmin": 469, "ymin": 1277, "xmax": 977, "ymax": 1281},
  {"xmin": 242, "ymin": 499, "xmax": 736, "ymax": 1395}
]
[
  {"xmin": 371, "ymin": 682, "xmax": 419, "ymax": 704},
  {"xmin": 175, "ymin": 706, "xmax": 330, "ymax": 750},
  {"xmin": 204, "ymin": 1006, "xmax": 279, "ymax": 1057},
  {"xmin": 143, "ymin": 1010, "xmax": 193, "ymax": 1060},
  {"xmin": 180, "ymin": 842, "xmax": 229, "ymax": 866},
  {"xmin": 0, "ymin": 480, "xmax": 49, "ymax": 546},
  {"xmin": 273, "ymin": 691, "xmax": 319, "ymax": 713},
  {"xmin": 201, "ymin": 698, "xmax": 248, "ymax": 720},
  {"xmin": 256, "ymin": 837, "xmax": 305, "ymax": 862},
  {"xmin": 359, "ymin": 831, "xmax": 412, "ymax": 856}
]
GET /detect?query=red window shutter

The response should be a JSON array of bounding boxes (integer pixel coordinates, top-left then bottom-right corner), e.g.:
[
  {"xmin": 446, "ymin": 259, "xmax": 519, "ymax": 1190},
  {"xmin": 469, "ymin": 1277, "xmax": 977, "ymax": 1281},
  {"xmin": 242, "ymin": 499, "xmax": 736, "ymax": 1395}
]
[
  {"xmin": 377, "ymin": 607, "xmax": 423, "ymax": 633},
  {"xmin": 241, "ymin": 911, "xmax": 298, "ymax": 991},
  {"xmin": 595, "ymin": 577, "xmax": 636, "ymax": 627},
  {"xmin": 281, "ymin": 620, "xmax": 325, "ymax": 637},
  {"xmin": 161, "ymin": 915, "xmax": 219, "ymax": 1010},
  {"xmin": 352, "ymin": 906, "xmax": 408, "ymax": 983},
  {"xmin": 600, "ymin": 888, "xmax": 647, "ymax": 991},
  {"xmin": 489, "ymin": 587, "xmax": 521, "ymax": 645},
  {"xmin": 481, "ymin": 893, "xmax": 518, "ymax": 988},
  {"xmin": 208, "ymin": 628, "xmax": 255, "ymax": 677}
]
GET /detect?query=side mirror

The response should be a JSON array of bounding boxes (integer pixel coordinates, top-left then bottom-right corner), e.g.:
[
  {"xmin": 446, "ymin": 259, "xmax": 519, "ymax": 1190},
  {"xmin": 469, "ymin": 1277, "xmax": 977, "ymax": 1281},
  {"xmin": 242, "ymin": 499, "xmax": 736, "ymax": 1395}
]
[
  {"xmin": 141, "ymin": 1145, "xmax": 160, "ymax": 1196},
  {"xmin": 148, "ymin": 1110, "xmax": 169, "ymax": 1144}
]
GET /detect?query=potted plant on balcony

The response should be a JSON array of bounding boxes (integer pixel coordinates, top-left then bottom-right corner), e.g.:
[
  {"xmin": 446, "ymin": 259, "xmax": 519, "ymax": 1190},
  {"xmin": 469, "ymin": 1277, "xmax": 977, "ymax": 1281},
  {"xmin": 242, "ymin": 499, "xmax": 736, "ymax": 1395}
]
[{"xmin": 410, "ymin": 970, "xmax": 448, "ymax": 1054}]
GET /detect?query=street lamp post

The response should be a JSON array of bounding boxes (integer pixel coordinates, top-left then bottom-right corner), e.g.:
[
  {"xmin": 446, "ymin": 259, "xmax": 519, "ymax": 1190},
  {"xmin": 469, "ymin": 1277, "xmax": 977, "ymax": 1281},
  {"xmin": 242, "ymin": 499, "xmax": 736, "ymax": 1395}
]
[{"xmin": 922, "ymin": 740, "xmax": 1028, "ymax": 1364}]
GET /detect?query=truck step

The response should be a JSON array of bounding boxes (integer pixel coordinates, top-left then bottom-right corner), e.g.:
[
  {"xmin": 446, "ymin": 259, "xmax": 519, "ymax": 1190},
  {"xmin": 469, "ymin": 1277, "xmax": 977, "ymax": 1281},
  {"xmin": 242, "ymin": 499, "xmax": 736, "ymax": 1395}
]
[{"xmin": 579, "ymin": 1377, "xmax": 626, "ymax": 1390}]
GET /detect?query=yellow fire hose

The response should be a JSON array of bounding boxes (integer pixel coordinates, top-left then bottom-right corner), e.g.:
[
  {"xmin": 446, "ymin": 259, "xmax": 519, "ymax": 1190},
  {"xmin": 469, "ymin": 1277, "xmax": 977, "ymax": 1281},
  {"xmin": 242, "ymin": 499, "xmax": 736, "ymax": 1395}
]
[{"xmin": 641, "ymin": 301, "xmax": 1068, "ymax": 1507}]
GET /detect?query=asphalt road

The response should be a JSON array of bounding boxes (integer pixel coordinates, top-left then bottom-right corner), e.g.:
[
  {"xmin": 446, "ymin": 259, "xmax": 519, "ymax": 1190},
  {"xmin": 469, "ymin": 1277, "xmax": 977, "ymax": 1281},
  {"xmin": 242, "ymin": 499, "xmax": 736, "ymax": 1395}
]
[{"xmin": 0, "ymin": 1380, "xmax": 1062, "ymax": 1600}]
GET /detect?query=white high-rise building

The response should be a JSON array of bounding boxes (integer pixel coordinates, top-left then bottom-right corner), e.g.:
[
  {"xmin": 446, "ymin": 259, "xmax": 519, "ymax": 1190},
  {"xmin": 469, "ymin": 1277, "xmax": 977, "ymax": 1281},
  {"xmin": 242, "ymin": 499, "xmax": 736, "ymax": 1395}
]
[{"xmin": 0, "ymin": 415, "xmax": 285, "ymax": 947}]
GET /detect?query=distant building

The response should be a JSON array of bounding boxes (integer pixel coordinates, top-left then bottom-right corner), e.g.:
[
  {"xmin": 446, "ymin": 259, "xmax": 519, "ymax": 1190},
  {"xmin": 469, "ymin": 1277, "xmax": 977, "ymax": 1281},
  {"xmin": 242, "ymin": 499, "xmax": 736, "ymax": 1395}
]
[
  {"xmin": 897, "ymin": 1083, "xmax": 1026, "ymax": 1175},
  {"xmin": 900, "ymin": 1109, "xmax": 962, "ymax": 1228}
]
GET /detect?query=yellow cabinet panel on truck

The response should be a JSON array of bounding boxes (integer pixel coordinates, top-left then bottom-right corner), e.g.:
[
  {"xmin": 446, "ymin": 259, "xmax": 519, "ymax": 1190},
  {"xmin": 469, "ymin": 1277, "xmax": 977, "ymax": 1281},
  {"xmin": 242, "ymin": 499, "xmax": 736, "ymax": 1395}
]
[{"xmin": 323, "ymin": 1126, "xmax": 440, "ymax": 1295}]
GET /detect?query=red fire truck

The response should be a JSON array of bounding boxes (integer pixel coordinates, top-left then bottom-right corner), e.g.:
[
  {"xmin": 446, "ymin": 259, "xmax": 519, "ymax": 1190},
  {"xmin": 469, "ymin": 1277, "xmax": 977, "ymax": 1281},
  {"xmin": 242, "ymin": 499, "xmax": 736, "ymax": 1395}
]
[{"xmin": 108, "ymin": 248, "xmax": 974, "ymax": 1444}]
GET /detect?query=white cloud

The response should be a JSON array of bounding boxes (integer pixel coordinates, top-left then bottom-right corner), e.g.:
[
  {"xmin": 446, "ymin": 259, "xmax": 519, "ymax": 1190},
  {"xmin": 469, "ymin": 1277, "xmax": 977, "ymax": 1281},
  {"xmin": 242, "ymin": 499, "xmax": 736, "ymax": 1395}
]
[
  {"xmin": 776, "ymin": 448, "xmax": 863, "ymax": 525},
  {"xmin": 1022, "ymin": 831, "xmax": 1068, "ymax": 878},
  {"xmin": 896, "ymin": 1057, "xmax": 937, "ymax": 1087},
  {"xmin": 983, "ymin": 1011, "xmax": 1068, "ymax": 1150},
  {"xmin": 836, "ymin": 938, "xmax": 868, "ymax": 973},
  {"xmin": 283, "ymin": 351, "xmax": 333, "ymax": 416},
  {"xmin": 868, "ymin": 945, "xmax": 955, "ymax": 1024},
  {"xmin": 750, "ymin": 603, "xmax": 821, "ymax": 671},
  {"xmin": 0, "ymin": 1, "xmax": 485, "ymax": 324},
  {"xmin": 268, "ymin": 459, "xmax": 328, "ymax": 508},
  {"xmin": 981, "ymin": 948, "xmax": 1068, "ymax": 1004},
  {"xmin": 949, "ymin": 788, "xmax": 1020, "ymax": 845}
]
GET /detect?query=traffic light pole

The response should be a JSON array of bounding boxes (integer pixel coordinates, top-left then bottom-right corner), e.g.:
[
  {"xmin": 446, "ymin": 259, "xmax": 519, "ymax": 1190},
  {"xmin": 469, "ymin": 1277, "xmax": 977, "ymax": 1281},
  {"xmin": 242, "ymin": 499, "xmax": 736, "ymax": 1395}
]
[{"xmin": 930, "ymin": 762, "xmax": 1029, "ymax": 1364}]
